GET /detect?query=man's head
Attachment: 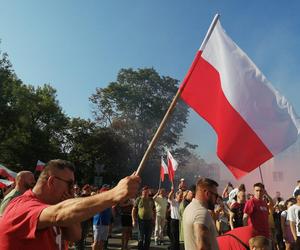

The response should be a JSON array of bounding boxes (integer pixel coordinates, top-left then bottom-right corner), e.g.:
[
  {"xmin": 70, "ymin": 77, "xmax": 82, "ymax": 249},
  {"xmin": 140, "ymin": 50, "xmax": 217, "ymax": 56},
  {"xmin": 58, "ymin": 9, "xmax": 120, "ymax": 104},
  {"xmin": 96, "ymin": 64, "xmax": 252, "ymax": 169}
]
[
  {"xmin": 195, "ymin": 177, "xmax": 219, "ymax": 210},
  {"xmin": 34, "ymin": 159, "xmax": 75, "ymax": 204},
  {"xmin": 249, "ymin": 236, "xmax": 270, "ymax": 250},
  {"xmin": 238, "ymin": 184, "xmax": 246, "ymax": 192},
  {"xmin": 158, "ymin": 188, "xmax": 166, "ymax": 197},
  {"xmin": 237, "ymin": 190, "xmax": 246, "ymax": 203},
  {"xmin": 253, "ymin": 183, "xmax": 265, "ymax": 200},
  {"xmin": 185, "ymin": 190, "xmax": 194, "ymax": 201},
  {"xmin": 294, "ymin": 189, "xmax": 300, "ymax": 204},
  {"xmin": 141, "ymin": 186, "xmax": 149, "ymax": 197},
  {"xmin": 285, "ymin": 197, "xmax": 296, "ymax": 208},
  {"xmin": 15, "ymin": 171, "xmax": 35, "ymax": 193},
  {"xmin": 175, "ymin": 190, "xmax": 183, "ymax": 202}
]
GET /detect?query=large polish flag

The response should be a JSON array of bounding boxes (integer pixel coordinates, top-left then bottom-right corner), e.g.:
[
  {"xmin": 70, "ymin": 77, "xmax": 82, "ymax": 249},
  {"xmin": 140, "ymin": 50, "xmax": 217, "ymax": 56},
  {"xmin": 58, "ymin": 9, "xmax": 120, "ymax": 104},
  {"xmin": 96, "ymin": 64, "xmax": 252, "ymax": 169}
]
[
  {"xmin": 160, "ymin": 157, "xmax": 168, "ymax": 182},
  {"xmin": 167, "ymin": 150, "xmax": 178, "ymax": 181},
  {"xmin": 180, "ymin": 18, "xmax": 300, "ymax": 179}
]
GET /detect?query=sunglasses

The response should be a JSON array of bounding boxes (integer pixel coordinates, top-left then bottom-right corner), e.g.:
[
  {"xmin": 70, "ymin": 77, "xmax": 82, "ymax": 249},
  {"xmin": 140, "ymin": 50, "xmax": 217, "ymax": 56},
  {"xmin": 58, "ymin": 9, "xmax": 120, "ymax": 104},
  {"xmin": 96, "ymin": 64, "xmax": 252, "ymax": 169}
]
[
  {"xmin": 207, "ymin": 190, "xmax": 219, "ymax": 198},
  {"xmin": 52, "ymin": 176, "xmax": 74, "ymax": 190}
]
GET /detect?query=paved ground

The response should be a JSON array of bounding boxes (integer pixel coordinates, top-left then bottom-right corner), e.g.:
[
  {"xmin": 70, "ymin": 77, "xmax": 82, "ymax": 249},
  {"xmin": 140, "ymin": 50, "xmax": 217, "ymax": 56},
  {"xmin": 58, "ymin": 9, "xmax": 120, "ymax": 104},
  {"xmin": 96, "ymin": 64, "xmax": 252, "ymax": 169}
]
[{"xmin": 70, "ymin": 227, "xmax": 171, "ymax": 250}]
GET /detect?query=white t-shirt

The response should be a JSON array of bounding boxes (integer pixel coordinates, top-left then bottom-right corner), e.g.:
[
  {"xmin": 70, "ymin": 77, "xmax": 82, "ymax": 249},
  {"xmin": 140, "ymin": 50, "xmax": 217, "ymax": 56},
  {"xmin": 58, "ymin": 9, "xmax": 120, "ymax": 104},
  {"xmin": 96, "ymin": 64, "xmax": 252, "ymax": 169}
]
[
  {"xmin": 168, "ymin": 198, "xmax": 180, "ymax": 220},
  {"xmin": 154, "ymin": 196, "xmax": 168, "ymax": 218},
  {"xmin": 288, "ymin": 204, "xmax": 300, "ymax": 236},
  {"xmin": 183, "ymin": 198, "xmax": 219, "ymax": 250},
  {"xmin": 228, "ymin": 188, "xmax": 239, "ymax": 204}
]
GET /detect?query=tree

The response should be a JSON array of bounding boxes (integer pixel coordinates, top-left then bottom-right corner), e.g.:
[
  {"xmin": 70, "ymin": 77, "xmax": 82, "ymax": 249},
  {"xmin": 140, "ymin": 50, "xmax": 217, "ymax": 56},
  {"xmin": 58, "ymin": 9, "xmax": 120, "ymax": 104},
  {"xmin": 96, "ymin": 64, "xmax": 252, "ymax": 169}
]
[
  {"xmin": 90, "ymin": 68, "xmax": 191, "ymax": 184},
  {"xmin": 66, "ymin": 118, "xmax": 131, "ymax": 185},
  {"xmin": 0, "ymin": 48, "xmax": 69, "ymax": 171}
]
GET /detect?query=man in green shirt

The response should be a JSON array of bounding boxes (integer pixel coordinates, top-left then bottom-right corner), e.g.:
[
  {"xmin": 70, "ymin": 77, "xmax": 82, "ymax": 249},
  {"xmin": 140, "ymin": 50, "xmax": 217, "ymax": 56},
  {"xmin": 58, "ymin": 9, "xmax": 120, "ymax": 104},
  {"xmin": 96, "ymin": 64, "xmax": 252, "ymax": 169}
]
[
  {"xmin": 153, "ymin": 188, "xmax": 168, "ymax": 245},
  {"xmin": 132, "ymin": 186, "xmax": 156, "ymax": 250}
]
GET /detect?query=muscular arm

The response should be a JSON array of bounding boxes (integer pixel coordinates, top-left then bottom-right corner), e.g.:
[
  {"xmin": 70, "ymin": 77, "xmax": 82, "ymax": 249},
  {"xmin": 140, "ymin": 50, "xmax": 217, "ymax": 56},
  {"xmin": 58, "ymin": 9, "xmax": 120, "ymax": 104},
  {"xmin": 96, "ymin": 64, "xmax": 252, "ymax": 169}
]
[
  {"xmin": 193, "ymin": 223, "xmax": 212, "ymax": 250},
  {"xmin": 37, "ymin": 175, "xmax": 140, "ymax": 230}
]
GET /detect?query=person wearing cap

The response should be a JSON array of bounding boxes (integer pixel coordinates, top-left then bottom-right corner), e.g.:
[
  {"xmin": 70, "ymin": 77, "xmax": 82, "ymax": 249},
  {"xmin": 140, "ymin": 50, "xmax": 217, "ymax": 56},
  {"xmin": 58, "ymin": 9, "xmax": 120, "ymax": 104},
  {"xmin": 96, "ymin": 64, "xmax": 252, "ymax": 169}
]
[
  {"xmin": 183, "ymin": 177, "xmax": 219, "ymax": 250},
  {"xmin": 288, "ymin": 189, "xmax": 300, "ymax": 248},
  {"xmin": 132, "ymin": 186, "xmax": 156, "ymax": 250},
  {"xmin": 0, "ymin": 159, "xmax": 140, "ymax": 250}
]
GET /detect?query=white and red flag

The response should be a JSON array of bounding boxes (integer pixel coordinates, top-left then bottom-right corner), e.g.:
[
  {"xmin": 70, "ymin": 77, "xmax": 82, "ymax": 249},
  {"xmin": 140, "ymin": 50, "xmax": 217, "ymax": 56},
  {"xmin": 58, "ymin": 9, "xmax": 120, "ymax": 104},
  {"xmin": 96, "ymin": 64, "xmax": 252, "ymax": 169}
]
[
  {"xmin": 0, "ymin": 164, "xmax": 17, "ymax": 181},
  {"xmin": 0, "ymin": 179, "xmax": 14, "ymax": 188},
  {"xmin": 180, "ymin": 17, "xmax": 300, "ymax": 179},
  {"xmin": 160, "ymin": 157, "xmax": 168, "ymax": 182},
  {"xmin": 167, "ymin": 150, "xmax": 178, "ymax": 182},
  {"xmin": 35, "ymin": 160, "xmax": 45, "ymax": 172}
]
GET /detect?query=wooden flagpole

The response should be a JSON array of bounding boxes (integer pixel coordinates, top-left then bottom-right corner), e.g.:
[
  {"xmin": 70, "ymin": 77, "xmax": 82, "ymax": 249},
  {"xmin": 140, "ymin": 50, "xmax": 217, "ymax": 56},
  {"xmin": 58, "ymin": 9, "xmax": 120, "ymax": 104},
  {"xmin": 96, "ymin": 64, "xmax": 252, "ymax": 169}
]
[
  {"xmin": 136, "ymin": 14, "xmax": 220, "ymax": 176},
  {"xmin": 258, "ymin": 166, "xmax": 264, "ymax": 184},
  {"xmin": 158, "ymin": 176, "xmax": 162, "ymax": 190}
]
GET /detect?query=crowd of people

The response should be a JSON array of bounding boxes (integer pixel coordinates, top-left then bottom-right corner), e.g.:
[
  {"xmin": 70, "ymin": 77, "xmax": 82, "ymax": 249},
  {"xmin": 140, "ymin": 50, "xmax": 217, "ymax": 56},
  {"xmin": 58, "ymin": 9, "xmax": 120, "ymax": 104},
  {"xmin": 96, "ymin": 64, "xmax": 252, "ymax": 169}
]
[{"xmin": 0, "ymin": 160, "xmax": 300, "ymax": 250}]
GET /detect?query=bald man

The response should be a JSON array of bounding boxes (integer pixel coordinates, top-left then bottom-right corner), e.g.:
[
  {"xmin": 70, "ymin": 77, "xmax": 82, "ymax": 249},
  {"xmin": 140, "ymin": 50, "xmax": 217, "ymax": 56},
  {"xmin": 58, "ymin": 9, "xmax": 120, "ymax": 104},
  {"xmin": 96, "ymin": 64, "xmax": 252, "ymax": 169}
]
[{"xmin": 0, "ymin": 170, "xmax": 35, "ymax": 215}]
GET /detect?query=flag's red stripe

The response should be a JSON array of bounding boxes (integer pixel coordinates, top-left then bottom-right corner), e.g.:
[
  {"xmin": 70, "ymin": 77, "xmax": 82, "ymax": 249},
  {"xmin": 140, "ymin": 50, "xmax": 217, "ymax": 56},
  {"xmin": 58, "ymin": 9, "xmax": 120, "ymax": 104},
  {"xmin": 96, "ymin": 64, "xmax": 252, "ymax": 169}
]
[
  {"xmin": 160, "ymin": 166, "xmax": 164, "ymax": 182},
  {"xmin": 180, "ymin": 51, "xmax": 273, "ymax": 179},
  {"xmin": 0, "ymin": 169, "xmax": 15, "ymax": 181},
  {"xmin": 35, "ymin": 165, "xmax": 45, "ymax": 171},
  {"xmin": 168, "ymin": 159, "xmax": 174, "ymax": 181}
]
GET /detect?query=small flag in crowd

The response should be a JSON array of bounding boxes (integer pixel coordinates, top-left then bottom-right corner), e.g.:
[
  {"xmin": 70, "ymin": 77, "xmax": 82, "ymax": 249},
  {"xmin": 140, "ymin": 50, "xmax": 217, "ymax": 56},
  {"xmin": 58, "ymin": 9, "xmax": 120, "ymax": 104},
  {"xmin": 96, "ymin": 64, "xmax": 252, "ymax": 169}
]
[
  {"xmin": 167, "ymin": 150, "xmax": 178, "ymax": 182},
  {"xmin": 179, "ymin": 17, "xmax": 300, "ymax": 179},
  {"xmin": 160, "ymin": 157, "xmax": 168, "ymax": 182},
  {"xmin": 0, "ymin": 179, "xmax": 14, "ymax": 188},
  {"xmin": 0, "ymin": 163, "xmax": 17, "ymax": 181},
  {"xmin": 35, "ymin": 160, "xmax": 45, "ymax": 172}
]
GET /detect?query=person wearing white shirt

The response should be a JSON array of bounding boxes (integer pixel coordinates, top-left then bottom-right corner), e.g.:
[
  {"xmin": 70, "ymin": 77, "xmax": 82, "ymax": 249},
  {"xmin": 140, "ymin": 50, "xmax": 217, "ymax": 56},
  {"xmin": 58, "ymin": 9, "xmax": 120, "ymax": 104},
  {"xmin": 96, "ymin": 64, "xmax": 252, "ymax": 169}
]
[
  {"xmin": 168, "ymin": 188, "xmax": 182, "ymax": 250},
  {"xmin": 183, "ymin": 177, "xmax": 219, "ymax": 250}
]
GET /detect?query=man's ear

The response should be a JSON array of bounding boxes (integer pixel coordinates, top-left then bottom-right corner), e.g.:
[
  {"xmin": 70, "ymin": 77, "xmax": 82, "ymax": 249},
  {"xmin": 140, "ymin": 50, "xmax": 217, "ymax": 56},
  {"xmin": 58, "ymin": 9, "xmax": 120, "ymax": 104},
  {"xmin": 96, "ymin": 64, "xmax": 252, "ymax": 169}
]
[{"xmin": 47, "ymin": 176, "xmax": 55, "ymax": 189}]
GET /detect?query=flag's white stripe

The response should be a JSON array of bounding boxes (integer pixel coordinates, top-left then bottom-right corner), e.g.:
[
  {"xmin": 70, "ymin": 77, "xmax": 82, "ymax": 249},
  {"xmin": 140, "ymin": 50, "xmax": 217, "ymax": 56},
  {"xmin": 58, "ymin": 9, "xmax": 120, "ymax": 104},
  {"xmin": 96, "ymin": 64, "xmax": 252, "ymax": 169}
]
[
  {"xmin": 161, "ymin": 158, "xmax": 168, "ymax": 174},
  {"xmin": 0, "ymin": 179, "xmax": 14, "ymax": 186},
  {"xmin": 202, "ymin": 21, "xmax": 300, "ymax": 155}
]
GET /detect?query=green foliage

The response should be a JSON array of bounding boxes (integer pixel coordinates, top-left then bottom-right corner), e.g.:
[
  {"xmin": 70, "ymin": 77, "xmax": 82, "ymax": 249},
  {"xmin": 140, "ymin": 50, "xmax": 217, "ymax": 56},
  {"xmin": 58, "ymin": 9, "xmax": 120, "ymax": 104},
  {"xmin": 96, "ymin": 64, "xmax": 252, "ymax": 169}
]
[
  {"xmin": 0, "ymin": 50, "xmax": 68, "ymax": 171},
  {"xmin": 66, "ymin": 118, "xmax": 131, "ymax": 184},
  {"xmin": 89, "ymin": 68, "xmax": 203, "ymax": 186},
  {"xmin": 90, "ymin": 68, "xmax": 190, "ymax": 169}
]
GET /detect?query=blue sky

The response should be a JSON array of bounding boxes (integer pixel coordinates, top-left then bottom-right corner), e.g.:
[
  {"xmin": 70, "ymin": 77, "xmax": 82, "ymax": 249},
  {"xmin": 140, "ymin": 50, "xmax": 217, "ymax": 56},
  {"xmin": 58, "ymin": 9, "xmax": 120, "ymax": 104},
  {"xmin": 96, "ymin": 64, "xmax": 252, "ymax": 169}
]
[{"xmin": 1, "ymin": 1, "xmax": 300, "ymax": 190}]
